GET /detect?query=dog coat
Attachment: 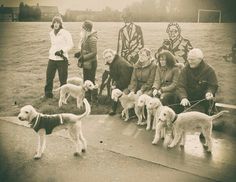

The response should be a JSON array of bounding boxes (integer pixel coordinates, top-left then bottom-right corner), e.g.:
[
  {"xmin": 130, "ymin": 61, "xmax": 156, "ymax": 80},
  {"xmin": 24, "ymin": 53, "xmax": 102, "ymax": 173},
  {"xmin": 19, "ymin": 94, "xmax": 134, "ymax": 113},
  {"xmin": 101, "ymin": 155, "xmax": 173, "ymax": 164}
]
[{"xmin": 30, "ymin": 114, "xmax": 63, "ymax": 135}]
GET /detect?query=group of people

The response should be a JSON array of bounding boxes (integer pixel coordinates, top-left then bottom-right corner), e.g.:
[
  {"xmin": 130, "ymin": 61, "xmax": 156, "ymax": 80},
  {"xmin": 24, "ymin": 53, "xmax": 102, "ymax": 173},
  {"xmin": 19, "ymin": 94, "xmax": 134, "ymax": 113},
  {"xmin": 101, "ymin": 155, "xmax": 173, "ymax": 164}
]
[{"xmin": 43, "ymin": 11, "xmax": 218, "ymax": 118}]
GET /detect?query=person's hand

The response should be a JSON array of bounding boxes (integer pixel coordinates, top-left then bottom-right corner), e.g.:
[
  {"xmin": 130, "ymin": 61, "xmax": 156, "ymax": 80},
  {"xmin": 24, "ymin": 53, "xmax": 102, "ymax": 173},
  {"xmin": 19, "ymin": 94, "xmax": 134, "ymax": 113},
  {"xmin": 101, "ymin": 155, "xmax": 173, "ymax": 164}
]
[
  {"xmin": 111, "ymin": 85, "xmax": 116, "ymax": 90},
  {"xmin": 123, "ymin": 89, "xmax": 130, "ymax": 95},
  {"xmin": 74, "ymin": 51, "xmax": 81, "ymax": 58},
  {"xmin": 180, "ymin": 98, "xmax": 190, "ymax": 107},
  {"xmin": 153, "ymin": 89, "xmax": 161, "ymax": 97},
  {"xmin": 205, "ymin": 92, "xmax": 214, "ymax": 100},
  {"xmin": 128, "ymin": 91, "xmax": 135, "ymax": 97},
  {"xmin": 136, "ymin": 90, "xmax": 142, "ymax": 96},
  {"xmin": 55, "ymin": 50, "xmax": 63, "ymax": 56}
]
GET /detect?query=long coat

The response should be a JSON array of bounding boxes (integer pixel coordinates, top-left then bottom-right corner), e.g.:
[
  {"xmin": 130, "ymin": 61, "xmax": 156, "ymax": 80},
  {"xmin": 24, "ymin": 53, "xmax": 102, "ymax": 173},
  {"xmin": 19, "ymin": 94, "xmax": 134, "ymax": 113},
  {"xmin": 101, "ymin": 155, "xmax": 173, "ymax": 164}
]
[{"xmin": 109, "ymin": 55, "xmax": 133, "ymax": 90}]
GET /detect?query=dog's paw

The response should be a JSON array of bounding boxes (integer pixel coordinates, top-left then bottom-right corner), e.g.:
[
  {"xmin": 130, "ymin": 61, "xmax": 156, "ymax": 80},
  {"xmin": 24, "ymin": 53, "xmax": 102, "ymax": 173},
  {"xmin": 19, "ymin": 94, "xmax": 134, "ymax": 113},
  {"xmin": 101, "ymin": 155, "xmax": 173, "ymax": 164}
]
[
  {"xmin": 146, "ymin": 126, "xmax": 150, "ymax": 130},
  {"xmin": 167, "ymin": 144, "xmax": 174, "ymax": 148},
  {"xmin": 152, "ymin": 140, "xmax": 158, "ymax": 145},
  {"xmin": 124, "ymin": 118, "xmax": 129, "ymax": 122},
  {"xmin": 74, "ymin": 152, "xmax": 81, "ymax": 157},
  {"xmin": 34, "ymin": 154, "xmax": 42, "ymax": 160}
]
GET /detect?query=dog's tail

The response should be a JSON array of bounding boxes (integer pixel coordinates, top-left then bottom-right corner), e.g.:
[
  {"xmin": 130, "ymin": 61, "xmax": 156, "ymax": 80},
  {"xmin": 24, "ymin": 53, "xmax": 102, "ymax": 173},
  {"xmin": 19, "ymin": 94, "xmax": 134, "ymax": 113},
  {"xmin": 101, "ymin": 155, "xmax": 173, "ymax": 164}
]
[
  {"xmin": 78, "ymin": 98, "xmax": 91, "ymax": 120},
  {"xmin": 211, "ymin": 110, "xmax": 229, "ymax": 120}
]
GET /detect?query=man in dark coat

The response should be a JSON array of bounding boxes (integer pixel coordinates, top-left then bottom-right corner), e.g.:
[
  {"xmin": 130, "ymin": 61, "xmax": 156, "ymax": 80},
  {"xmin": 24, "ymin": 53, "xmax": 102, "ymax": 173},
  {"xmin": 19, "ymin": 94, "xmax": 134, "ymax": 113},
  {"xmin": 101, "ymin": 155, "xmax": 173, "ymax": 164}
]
[
  {"xmin": 103, "ymin": 49, "xmax": 133, "ymax": 115},
  {"xmin": 176, "ymin": 48, "xmax": 218, "ymax": 115}
]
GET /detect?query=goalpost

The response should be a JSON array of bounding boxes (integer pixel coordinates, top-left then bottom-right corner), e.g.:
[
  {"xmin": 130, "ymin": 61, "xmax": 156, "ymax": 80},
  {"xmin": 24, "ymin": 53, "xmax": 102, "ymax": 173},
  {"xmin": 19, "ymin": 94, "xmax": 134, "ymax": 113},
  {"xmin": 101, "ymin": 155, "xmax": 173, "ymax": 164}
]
[{"xmin": 198, "ymin": 9, "xmax": 221, "ymax": 23}]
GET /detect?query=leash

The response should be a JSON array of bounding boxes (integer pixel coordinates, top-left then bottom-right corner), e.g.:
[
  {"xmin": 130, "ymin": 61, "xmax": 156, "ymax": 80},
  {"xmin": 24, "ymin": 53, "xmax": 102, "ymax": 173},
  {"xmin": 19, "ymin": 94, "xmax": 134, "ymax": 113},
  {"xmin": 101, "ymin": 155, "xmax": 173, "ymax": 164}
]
[{"xmin": 182, "ymin": 98, "xmax": 206, "ymax": 113}]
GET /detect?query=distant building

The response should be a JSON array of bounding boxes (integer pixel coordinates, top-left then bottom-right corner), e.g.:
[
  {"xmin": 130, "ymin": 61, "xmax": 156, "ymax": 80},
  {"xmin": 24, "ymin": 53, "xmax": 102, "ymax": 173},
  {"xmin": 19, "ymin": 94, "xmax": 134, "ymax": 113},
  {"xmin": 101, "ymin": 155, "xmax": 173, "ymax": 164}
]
[
  {"xmin": 0, "ymin": 5, "xmax": 14, "ymax": 21},
  {"xmin": 37, "ymin": 5, "xmax": 59, "ymax": 21}
]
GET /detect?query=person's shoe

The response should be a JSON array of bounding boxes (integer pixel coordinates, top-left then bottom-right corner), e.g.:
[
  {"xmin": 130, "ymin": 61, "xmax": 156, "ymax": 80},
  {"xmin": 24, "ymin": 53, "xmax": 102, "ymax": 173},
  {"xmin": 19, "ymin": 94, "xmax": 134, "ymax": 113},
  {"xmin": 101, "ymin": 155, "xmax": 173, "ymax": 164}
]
[{"xmin": 109, "ymin": 111, "xmax": 116, "ymax": 116}]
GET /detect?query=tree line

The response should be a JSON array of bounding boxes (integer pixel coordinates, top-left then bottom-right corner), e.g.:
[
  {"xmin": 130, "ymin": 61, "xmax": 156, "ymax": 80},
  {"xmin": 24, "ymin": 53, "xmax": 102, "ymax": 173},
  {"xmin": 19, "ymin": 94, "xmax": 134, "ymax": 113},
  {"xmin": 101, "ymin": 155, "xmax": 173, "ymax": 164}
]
[{"xmin": 19, "ymin": 2, "xmax": 41, "ymax": 21}]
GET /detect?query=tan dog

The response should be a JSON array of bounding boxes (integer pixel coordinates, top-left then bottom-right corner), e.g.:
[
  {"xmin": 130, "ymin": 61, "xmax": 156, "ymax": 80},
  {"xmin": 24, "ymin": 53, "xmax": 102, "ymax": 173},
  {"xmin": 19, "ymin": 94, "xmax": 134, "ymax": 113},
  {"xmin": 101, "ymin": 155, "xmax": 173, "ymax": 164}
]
[
  {"xmin": 18, "ymin": 98, "xmax": 91, "ymax": 159},
  {"xmin": 157, "ymin": 106, "xmax": 228, "ymax": 152},
  {"xmin": 67, "ymin": 77, "xmax": 83, "ymax": 86},
  {"xmin": 54, "ymin": 80, "xmax": 95, "ymax": 108},
  {"xmin": 111, "ymin": 89, "xmax": 145, "ymax": 123}
]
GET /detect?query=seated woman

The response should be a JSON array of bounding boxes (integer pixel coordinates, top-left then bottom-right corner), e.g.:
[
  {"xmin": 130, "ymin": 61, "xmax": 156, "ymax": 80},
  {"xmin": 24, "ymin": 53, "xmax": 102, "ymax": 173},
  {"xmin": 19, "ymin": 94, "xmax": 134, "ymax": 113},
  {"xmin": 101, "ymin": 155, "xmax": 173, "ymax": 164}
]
[
  {"xmin": 152, "ymin": 50, "xmax": 180, "ymax": 106},
  {"xmin": 127, "ymin": 48, "xmax": 157, "ymax": 95}
]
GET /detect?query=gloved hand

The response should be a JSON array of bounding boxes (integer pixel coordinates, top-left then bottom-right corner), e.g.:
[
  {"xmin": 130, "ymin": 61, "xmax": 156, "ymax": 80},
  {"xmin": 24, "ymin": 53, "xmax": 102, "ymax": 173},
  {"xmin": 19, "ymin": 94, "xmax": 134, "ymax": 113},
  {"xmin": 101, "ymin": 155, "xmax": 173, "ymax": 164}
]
[
  {"xmin": 180, "ymin": 98, "xmax": 191, "ymax": 107},
  {"xmin": 153, "ymin": 89, "xmax": 161, "ymax": 97},
  {"xmin": 128, "ymin": 91, "xmax": 135, "ymax": 97},
  {"xmin": 55, "ymin": 50, "xmax": 63, "ymax": 57},
  {"xmin": 136, "ymin": 90, "xmax": 143, "ymax": 96},
  {"xmin": 74, "ymin": 51, "xmax": 81, "ymax": 58},
  {"xmin": 123, "ymin": 89, "xmax": 130, "ymax": 95},
  {"xmin": 111, "ymin": 85, "xmax": 116, "ymax": 90},
  {"xmin": 205, "ymin": 92, "xmax": 214, "ymax": 100}
]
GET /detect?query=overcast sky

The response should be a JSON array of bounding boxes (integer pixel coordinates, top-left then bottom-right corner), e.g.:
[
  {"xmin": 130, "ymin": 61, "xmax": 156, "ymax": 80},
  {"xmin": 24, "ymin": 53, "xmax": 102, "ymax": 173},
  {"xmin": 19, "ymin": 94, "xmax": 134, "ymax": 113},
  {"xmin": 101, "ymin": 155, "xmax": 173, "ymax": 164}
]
[{"xmin": 0, "ymin": 0, "xmax": 142, "ymax": 13}]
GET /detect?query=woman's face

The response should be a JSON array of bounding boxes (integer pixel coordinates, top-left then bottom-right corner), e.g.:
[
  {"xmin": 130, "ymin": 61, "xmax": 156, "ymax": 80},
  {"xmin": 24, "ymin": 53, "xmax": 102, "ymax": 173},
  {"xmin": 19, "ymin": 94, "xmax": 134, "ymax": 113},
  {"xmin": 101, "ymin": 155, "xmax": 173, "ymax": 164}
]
[
  {"xmin": 139, "ymin": 51, "xmax": 149, "ymax": 63},
  {"xmin": 168, "ymin": 25, "xmax": 180, "ymax": 41},
  {"xmin": 80, "ymin": 29, "xmax": 86, "ymax": 39},
  {"xmin": 104, "ymin": 52, "xmax": 115, "ymax": 64},
  {"xmin": 53, "ymin": 21, "xmax": 60, "ymax": 30},
  {"xmin": 159, "ymin": 55, "xmax": 167, "ymax": 67}
]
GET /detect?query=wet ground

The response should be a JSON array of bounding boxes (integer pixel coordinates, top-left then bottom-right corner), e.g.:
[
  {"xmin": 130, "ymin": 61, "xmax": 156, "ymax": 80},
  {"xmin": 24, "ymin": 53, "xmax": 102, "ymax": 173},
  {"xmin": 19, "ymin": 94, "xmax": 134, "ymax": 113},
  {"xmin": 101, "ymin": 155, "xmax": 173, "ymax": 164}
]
[{"xmin": 0, "ymin": 115, "xmax": 236, "ymax": 182}]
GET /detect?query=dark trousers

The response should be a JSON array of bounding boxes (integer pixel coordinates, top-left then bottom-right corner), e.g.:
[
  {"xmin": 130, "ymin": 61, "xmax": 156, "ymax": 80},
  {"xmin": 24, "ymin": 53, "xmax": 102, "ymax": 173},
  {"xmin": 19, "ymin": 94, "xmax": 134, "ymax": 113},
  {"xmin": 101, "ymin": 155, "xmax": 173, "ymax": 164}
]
[
  {"xmin": 83, "ymin": 61, "xmax": 97, "ymax": 102},
  {"xmin": 44, "ymin": 60, "xmax": 68, "ymax": 98}
]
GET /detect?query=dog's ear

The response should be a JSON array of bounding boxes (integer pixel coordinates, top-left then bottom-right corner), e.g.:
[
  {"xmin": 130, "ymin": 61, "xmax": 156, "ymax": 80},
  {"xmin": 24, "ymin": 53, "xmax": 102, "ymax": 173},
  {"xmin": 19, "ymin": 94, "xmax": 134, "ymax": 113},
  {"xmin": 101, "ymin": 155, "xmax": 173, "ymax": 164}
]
[
  {"xmin": 153, "ymin": 98, "xmax": 161, "ymax": 108},
  {"xmin": 27, "ymin": 105, "xmax": 37, "ymax": 122},
  {"xmin": 166, "ymin": 107, "xmax": 176, "ymax": 124},
  {"xmin": 83, "ymin": 81, "xmax": 89, "ymax": 91}
]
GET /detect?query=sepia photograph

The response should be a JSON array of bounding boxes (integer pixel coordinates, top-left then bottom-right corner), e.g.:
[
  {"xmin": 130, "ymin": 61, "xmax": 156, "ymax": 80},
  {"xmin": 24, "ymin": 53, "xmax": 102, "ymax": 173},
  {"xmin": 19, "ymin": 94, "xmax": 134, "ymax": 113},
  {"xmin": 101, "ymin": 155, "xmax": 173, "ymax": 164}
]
[{"xmin": 0, "ymin": 0, "xmax": 236, "ymax": 181}]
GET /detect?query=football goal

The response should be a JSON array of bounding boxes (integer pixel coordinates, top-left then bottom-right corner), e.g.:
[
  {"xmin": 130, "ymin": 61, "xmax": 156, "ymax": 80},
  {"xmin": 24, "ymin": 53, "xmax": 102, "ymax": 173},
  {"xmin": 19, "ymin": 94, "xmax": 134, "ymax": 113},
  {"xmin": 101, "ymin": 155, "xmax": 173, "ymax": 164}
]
[{"xmin": 197, "ymin": 9, "xmax": 221, "ymax": 23}]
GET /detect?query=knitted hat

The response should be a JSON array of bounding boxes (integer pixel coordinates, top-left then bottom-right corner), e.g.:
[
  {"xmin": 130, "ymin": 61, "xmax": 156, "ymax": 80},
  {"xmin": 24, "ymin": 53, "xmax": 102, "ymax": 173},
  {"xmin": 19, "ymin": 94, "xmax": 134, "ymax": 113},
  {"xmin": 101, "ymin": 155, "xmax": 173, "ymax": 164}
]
[
  {"xmin": 188, "ymin": 48, "xmax": 204, "ymax": 60},
  {"xmin": 51, "ymin": 15, "xmax": 63, "ymax": 28},
  {"xmin": 82, "ymin": 20, "xmax": 93, "ymax": 32}
]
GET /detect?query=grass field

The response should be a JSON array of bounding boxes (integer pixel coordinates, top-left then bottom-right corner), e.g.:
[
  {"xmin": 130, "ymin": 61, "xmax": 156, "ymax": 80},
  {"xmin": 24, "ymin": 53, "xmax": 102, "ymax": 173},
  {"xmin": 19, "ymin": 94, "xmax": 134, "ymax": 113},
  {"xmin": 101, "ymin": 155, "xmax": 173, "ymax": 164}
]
[{"xmin": 0, "ymin": 22, "xmax": 236, "ymax": 135}]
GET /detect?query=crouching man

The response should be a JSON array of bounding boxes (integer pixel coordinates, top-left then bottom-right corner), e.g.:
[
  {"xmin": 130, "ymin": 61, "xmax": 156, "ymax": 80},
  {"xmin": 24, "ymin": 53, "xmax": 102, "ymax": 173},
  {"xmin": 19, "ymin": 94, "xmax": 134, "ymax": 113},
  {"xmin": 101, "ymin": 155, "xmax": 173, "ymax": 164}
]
[{"xmin": 103, "ymin": 49, "xmax": 133, "ymax": 115}]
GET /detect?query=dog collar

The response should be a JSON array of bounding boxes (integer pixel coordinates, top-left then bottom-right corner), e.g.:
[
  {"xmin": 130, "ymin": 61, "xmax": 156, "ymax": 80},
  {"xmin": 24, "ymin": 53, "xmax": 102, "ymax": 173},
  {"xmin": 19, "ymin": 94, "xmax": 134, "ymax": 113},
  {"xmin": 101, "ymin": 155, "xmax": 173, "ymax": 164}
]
[
  {"xmin": 172, "ymin": 114, "xmax": 178, "ymax": 123},
  {"xmin": 30, "ymin": 114, "xmax": 40, "ymax": 129}
]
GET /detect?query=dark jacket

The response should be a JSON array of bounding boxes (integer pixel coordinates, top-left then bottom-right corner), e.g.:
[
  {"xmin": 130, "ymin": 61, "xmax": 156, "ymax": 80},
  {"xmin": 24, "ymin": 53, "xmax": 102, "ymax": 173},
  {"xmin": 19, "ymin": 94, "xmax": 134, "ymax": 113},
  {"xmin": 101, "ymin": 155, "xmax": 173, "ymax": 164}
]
[
  {"xmin": 177, "ymin": 61, "xmax": 218, "ymax": 101},
  {"xmin": 81, "ymin": 31, "xmax": 98, "ymax": 63},
  {"xmin": 128, "ymin": 59, "xmax": 157, "ymax": 93},
  {"xmin": 153, "ymin": 65, "xmax": 180, "ymax": 93},
  {"xmin": 109, "ymin": 55, "xmax": 133, "ymax": 90}
]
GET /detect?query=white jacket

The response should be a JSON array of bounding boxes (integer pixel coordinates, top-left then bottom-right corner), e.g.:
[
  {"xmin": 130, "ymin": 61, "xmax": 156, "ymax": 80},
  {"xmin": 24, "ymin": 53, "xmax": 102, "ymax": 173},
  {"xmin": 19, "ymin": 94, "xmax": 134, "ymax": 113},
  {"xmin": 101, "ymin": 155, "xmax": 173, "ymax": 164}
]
[{"xmin": 49, "ymin": 29, "xmax": 74, "ymax": 61}]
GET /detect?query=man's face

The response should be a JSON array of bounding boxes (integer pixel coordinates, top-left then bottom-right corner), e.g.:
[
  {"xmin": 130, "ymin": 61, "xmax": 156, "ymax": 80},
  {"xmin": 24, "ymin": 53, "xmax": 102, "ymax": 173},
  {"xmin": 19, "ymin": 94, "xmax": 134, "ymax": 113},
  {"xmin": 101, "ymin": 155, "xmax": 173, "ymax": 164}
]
[
  {"xmin": 139, "ymin": 51, "xmax": 149, "ymax": 63},
  {"xmin": 53, "ymin": 21, "xmax": 60, "ymax": 30},
  {"xmin": 168, "ymin": 25, "xmax": 180, "ymax": 41},
  {"xmin": 104, "ymin": 52, "xmax": 115, "ymax": 64},
  {"xmin": 188, "ymin": 58, "xmax": 202, "ymax": 68}
]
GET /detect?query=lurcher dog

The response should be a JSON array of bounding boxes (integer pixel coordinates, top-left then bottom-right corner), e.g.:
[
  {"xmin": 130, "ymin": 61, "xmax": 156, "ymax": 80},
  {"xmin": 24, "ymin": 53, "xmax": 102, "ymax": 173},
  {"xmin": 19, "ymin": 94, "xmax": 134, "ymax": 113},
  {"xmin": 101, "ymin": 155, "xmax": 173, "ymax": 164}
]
[{"xmin": 18, "ymin": 98, "xmax": 91, "ymax": 159}]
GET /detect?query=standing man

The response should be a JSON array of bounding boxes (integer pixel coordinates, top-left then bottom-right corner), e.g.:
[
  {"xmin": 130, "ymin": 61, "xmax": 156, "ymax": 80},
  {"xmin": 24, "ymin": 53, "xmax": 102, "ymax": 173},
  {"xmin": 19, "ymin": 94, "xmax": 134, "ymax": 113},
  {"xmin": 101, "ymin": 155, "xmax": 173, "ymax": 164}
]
[
  {"xmin": 117, "ymin": 9, "xmax": 144, "ymax": 65},
  {"xmin": 44, "ymin": 15, "xmax": 73, "ymax": 99},
  {"xmin": 103, "ymin": 49, "xmax": 133, "ymax": 115},
  {"xmin": 158, "ymin": 22, "xmax": 192, "ymax": 65},
  {"xmin": 176, "ymin": 48, "xmax": 218, "ymax": 114}
]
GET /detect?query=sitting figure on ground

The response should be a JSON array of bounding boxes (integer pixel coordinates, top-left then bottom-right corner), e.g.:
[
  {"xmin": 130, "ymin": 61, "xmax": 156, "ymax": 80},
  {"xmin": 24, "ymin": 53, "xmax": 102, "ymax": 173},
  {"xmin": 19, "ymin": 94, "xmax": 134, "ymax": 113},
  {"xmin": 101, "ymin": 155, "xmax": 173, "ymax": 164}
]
[{"xmin": 103, "ymin": 49, "xmax": 133, "ymax": 116}]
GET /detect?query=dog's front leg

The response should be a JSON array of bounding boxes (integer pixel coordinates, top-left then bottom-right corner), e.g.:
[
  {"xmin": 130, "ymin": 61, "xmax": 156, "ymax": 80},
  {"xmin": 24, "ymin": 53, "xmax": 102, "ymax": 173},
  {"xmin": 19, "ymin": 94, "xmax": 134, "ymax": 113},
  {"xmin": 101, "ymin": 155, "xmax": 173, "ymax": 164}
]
[
  {"xmin": 180, "ymin": 132, "xmax": 185, "ymax": 147},
  {"xmin": 124, "ymin": 109, "xmax": 129, "ymax": 121},
  {"xmin": 168, "ymin": 131, "xmax": 182, "ymax": 148},
  {"xmin": 35, "ymin": 129, "xmax": 46, "ymax": 159},
  {"xmin": 146, "ymin": 110, "xmax": 151, "ymax": 130},
  {"xmin": 152, "ymin": 122, "xmax": 162, "ymax": 144}
]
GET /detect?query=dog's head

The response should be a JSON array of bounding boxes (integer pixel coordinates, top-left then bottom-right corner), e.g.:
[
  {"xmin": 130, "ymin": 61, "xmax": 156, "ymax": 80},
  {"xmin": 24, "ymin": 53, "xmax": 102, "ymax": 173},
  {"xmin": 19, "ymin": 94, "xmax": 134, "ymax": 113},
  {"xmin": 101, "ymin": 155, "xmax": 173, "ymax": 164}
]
[
  {"xmin": 111, "ymin": 89, "xmax": 123, "ymax": 102},
  {"xmin": 83, "ymin": 80, "xmax": 95, "ymax": 91},
  {"xmin": 137, "ymin": 94, "xmax": 151, "ymax": 107},
  {"xmin": 18, "ymin": 105, "xmax": 38, "ymax": 123},
  {"xmin": 146, "ymin": 97, "xmax": 162, "ymax": 110},
  {"xmin": 158, "ymin": 106, "xmax": 176, "ymax": 127}
]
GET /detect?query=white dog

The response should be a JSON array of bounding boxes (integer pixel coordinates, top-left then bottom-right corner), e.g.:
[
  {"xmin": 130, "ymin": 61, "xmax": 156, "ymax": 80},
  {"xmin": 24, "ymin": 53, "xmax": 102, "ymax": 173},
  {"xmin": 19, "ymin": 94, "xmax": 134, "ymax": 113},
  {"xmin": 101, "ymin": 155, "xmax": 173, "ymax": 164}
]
[
  {"xmin": 18, "ymin": 98, "xmax": 91, "ymax": 159},
  {"xmin": 111, "ymin": 89, "xmax": 145, "ymax": 123},
  {"xmin": 67, "ymin": 77, "xmax": 83, "ymax": 86},
  {"xmin": 54, "ymin": 80, "xmax": 95, "ymax": 108},
  {"xmin": 157, "ymin": 106, "xmax": 228, "ymax": 152}
]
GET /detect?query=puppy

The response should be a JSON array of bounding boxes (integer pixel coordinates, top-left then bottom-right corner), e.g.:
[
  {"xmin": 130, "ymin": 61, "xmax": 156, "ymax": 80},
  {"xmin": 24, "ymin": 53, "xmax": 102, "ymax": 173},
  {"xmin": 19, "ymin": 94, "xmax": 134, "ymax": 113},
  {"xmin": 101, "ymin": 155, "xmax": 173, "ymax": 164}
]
[
  {"xmin": 111, "ymin": 89, "xmax": 144, "ymax": 123},
  {"xmin": 67, "ymin": 77, "xmax": 83, "ymax": 86},
  {"xmin": 18, "ymin": 98, "xmax": 91, "ymax": 159},
  {"xmin": 158, "ymin": 106, "xmax": 228, "ymax": 152},
  {"xmin": 54, "ymin": 80, "xmax": 95, "ymax": 108}
]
